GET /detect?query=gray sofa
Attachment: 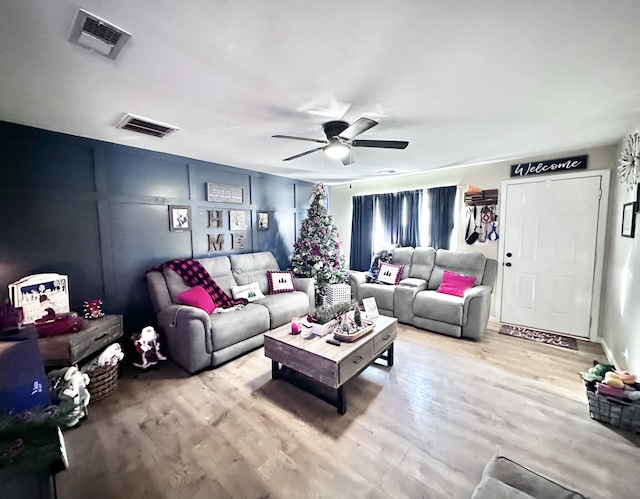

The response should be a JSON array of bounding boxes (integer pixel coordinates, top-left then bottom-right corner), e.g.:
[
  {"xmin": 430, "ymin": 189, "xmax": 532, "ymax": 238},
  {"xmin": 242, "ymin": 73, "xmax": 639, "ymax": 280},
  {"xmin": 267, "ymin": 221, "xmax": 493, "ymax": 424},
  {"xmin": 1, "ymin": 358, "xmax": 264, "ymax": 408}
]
[
  {"xmin": 146, "ymin": 251, "xmax": 314, "ymax": 374},
  {"xmin": 350, "ymin": 247, "xmax": 497, "ymax": 340}
]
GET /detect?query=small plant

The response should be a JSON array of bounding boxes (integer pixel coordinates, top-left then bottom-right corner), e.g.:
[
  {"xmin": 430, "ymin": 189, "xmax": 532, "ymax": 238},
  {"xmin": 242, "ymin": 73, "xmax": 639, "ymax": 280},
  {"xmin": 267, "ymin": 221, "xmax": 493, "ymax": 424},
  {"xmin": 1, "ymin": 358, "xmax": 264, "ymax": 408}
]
[{"xmin": 310, "ymin": 300, "xmax": 356, "ymax": 324}]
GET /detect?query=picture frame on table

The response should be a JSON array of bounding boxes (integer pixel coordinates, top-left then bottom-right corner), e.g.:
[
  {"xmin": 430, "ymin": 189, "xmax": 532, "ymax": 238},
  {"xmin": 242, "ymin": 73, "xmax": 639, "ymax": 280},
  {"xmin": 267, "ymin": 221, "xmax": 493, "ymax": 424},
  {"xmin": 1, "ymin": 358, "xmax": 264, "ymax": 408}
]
[
  {"xmin": 169, "ymin": 205, "xmax": 191, "ymax": 231},
  {"xmin": 257, "ymin": 211, "xmax": 269, "ymax": 231},
  {"xmin": 362, "ymin": 297, "xmax": 379, "ymax": 319},
  {"xmin": 621, "ymin": 201, "xmax": 637, "ymax": 238}
]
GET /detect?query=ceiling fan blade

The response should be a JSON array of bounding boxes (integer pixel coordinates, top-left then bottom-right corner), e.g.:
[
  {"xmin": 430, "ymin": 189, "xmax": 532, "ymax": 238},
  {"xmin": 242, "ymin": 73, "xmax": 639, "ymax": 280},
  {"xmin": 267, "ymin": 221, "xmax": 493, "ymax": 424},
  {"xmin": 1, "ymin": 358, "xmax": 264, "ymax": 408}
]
[
  {"xmin": 341, "ymin": 153, "xmax": 354, "ymax": 166},
  {"xmin": 351, "ymin": 139, "xmax": 409, "ymax": 149},
  {"xmin": 272, "ymin": 134, "xmax": 328, "ymax": 144},
  {"xmin": 338, "ymin": 117, "xmax": 378, "ymax": 140},
  {"xmin": 282, "ymin": 147, "xmax": 325, "ymax": 161}
]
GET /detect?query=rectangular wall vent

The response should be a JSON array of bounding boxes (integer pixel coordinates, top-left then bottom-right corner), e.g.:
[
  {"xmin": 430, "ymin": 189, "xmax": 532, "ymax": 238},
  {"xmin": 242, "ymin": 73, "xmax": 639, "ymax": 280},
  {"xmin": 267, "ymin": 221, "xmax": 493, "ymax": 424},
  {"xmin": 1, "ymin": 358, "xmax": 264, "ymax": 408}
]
[
  {"xmin": 69, "ymin": 9, "xmax": 131, "ymax": 60},
  {"xmin": 115, "ymin": 114, "xmax": 180, "ymax": 138}
]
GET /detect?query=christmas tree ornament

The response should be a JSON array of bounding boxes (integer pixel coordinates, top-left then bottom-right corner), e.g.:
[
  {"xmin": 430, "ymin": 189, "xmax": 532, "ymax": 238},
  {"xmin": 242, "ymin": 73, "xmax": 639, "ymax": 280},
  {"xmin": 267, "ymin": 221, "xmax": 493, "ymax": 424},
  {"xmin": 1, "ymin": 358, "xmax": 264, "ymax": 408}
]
[{"xmin": 83, "ymin": 299, "xmax": 105, "ymax": 320}]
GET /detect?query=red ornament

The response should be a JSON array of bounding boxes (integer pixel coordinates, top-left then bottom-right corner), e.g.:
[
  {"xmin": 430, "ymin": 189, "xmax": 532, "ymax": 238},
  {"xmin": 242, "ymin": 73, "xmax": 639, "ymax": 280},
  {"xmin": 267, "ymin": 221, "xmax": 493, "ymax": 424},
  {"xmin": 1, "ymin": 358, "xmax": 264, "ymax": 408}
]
[{"xmin": 83, "ymin": 299, "xmax": 105, "ymax": 320}]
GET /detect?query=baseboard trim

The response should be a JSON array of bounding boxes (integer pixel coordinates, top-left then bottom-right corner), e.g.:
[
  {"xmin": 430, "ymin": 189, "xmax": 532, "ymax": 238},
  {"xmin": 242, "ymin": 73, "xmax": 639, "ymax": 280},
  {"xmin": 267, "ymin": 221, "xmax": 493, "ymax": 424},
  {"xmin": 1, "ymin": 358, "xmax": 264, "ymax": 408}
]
[{"xmin": 598, "ymin": 337, "xmax": 619, "ymax": 368}]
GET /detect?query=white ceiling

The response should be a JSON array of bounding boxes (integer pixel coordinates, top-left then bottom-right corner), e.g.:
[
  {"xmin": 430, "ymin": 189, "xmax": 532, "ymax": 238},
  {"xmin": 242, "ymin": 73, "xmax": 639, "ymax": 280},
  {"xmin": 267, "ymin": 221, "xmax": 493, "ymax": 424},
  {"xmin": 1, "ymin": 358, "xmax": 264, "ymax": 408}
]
[{"xmin": 1, "ymin": 1, "xmax": 640, "ymax": 185}]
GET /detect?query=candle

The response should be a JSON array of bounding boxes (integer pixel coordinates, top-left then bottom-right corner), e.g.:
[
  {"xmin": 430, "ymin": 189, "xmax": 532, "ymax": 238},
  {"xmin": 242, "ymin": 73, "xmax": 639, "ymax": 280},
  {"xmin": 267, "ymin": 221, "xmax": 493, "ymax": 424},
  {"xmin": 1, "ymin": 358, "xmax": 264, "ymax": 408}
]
[{"xmin": 291, "ymin": 317, "xmax": 301, "ymax": 334}]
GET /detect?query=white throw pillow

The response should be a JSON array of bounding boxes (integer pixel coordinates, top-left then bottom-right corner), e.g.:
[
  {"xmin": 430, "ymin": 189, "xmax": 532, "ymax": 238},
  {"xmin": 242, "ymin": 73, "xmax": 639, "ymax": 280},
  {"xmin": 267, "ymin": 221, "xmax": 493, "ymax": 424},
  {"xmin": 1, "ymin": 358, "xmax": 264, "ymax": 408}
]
[{"xmin": 231, "ymin": 282, "xmax": 265, "ymax": 302}]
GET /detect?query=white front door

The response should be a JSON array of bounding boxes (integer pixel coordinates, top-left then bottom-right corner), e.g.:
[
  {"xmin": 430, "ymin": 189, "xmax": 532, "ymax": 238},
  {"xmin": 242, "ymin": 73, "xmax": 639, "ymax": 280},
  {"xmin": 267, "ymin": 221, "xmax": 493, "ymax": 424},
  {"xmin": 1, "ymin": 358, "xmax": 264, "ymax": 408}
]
[{"xmin": 500, "ymin": 175, "xmax": 602, "ymax": 338}]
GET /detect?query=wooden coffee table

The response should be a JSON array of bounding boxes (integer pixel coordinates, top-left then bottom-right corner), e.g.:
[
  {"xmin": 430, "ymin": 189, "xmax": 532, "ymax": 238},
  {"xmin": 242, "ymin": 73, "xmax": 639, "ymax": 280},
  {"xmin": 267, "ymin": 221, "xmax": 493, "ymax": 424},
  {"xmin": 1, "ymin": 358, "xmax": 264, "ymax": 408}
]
[{"xmin": 264, "ymin": 315, "xmax": 397, "ymax": 414}]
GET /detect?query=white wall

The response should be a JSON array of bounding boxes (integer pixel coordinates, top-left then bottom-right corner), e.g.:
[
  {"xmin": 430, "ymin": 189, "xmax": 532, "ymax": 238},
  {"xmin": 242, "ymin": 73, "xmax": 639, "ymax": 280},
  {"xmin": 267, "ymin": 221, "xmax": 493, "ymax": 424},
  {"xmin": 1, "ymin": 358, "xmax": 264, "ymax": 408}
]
[
  {"xmin": 600, "ymin": 139, "xmax": 640, "ymax": 373},
  {"xmin": 329, "ymin": 145, "xmax": 637, "ymax": 367}
]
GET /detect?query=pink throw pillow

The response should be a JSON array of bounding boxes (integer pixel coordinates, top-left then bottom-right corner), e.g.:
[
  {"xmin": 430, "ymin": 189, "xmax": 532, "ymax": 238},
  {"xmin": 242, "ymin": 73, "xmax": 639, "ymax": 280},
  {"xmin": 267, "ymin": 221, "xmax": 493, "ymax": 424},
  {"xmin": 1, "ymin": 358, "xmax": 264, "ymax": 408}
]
[
  {"xmin": 436, "ymin": 271, "xmax": 476, "ymax": 297},
  {"xmin": 176, "ymin": 285, "xmax": 216, "ymax": 314}
]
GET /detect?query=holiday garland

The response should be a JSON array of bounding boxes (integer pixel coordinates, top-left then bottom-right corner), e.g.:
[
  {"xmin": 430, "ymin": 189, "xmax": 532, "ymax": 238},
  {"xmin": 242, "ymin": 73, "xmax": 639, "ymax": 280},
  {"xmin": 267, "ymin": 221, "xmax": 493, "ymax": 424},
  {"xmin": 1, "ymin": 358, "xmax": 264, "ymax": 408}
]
[{"xmin": 0, "ymin": 404, "xmax": 73, "ymax": 470}]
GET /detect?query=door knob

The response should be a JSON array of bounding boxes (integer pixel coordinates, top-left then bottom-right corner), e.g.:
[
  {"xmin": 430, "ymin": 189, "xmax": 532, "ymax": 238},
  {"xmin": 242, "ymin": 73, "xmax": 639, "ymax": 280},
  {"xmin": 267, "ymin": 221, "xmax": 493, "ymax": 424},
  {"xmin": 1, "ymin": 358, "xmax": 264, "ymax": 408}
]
[
  {"xmin": 505, "ymin": 262, "xmax": 512, "ymax": 267},
  {"xmin": 506, "ymin": 252, "xmax": 512, "ymax": 257}
]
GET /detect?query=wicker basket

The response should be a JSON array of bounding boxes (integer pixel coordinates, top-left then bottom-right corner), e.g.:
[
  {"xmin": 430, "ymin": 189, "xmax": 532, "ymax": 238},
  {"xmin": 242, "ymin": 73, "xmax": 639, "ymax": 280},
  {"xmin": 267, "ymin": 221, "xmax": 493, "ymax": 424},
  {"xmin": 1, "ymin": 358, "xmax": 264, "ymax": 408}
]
[
  {"xmin": 585, "ymin": 381, "xmax": 640, "ymax": 433},
  {"xmin": 85, "ymin": 363, "xmax": 119, "ymax": 403}
]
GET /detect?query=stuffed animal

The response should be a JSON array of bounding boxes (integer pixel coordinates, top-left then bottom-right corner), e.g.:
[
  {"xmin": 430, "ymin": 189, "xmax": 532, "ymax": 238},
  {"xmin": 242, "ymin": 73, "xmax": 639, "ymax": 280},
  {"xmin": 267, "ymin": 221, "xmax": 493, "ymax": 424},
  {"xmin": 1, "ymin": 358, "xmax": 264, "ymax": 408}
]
[
  {"xmin": 581, "ymin": 362, "xmax": 615, "ymax": 382},
  {"xmin": 133, "ymin": 326, "xmax": 166, "ymax": 369},
  {"xmin": 85, "ymin": 343, "xmax": 124, "ymax": 371},
  {"xmin": 47, "ymin": 366, "xmax": 91, "ymax": 427}
]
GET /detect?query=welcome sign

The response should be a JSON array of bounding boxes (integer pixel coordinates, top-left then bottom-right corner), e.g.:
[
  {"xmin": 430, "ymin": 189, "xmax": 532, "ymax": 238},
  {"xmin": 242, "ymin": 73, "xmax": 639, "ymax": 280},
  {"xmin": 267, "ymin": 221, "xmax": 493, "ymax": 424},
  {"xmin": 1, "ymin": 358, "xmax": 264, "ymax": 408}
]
[{"xmin": 510, "ymin": 155, "xmax": 588, "ymax": 178}]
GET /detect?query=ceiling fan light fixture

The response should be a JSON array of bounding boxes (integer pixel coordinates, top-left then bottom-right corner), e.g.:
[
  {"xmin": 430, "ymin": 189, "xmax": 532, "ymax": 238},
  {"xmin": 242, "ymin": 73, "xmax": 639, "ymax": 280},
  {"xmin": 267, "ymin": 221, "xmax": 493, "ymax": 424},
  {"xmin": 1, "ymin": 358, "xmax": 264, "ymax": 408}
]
[{"xmin": 324, "ymin": 142, "xmax": 350, "ymax": 159}]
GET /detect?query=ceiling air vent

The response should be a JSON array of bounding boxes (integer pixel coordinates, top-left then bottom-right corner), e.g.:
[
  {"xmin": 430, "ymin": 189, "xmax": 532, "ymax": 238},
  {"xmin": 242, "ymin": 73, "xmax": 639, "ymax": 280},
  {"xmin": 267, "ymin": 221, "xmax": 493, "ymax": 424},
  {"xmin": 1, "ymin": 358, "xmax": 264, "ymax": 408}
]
[
  {"xmin": 69, "ymin": 9, "xmax": 131, "ymax": 60},
  {"xmin": 115, "ymin": 114, "xmax": 180, "ymax": 138}
]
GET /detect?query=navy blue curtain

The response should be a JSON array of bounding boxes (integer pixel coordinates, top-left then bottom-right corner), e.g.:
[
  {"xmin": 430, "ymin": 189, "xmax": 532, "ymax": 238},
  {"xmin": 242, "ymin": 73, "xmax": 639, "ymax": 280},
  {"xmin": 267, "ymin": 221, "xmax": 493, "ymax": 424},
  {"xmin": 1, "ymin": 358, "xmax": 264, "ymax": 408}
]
[
  {"xmin": 429, "ymin": 185, "xmax": 457, "ymax": 249},
  {"xmin": 378, "ymin": 193, "xmax": 403, "ymax": 245},
  {"xmin": 349, "ymin": 194, "xmax": 375, "ymax": 271},
  {"xmin": 400, "ymin": 190, "xmax": 421, "ymax": 247}
]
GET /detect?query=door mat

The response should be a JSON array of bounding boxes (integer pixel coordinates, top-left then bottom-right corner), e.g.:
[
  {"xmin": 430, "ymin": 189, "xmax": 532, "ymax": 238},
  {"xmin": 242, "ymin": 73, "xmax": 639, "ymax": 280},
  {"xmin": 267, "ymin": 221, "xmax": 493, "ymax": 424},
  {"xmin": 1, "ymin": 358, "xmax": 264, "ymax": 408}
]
[{"xmin": 498, "ymin": 324, "xmax": 578, "ymax": 350}]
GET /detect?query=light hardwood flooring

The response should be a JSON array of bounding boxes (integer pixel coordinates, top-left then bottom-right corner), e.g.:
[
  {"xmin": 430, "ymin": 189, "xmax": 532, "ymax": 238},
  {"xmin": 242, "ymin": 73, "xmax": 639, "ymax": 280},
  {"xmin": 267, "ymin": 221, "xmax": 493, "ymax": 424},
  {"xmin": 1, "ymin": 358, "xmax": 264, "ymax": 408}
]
[{"xmin": 57, "ymin": 322, "xmax": 640, "ymax": 499}]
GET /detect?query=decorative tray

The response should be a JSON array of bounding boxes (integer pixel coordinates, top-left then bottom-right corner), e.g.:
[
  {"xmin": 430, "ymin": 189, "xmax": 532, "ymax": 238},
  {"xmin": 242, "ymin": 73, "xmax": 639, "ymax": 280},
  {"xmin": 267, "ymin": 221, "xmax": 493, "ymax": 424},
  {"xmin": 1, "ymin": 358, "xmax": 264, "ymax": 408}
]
[{"xmin": 333, "ymin": 320, "xmax": 375, "ymax": 343}]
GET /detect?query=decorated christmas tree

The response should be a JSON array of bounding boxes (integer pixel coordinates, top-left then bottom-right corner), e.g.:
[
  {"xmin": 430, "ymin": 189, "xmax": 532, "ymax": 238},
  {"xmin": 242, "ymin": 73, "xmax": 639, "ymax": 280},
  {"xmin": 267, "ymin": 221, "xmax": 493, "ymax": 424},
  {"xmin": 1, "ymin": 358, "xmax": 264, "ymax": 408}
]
[{"xmin": 292, "ymin": 182, "xmax": 349, "ymax": 298}]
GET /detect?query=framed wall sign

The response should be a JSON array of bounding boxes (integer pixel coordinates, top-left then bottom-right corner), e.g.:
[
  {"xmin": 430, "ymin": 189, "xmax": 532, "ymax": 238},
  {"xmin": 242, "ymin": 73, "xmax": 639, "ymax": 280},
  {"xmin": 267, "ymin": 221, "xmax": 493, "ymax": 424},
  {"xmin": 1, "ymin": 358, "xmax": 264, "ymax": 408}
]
[
  {"xmin": 206, "ymin": 182, "xmax": 244, "ymax": 204},
  {"xmin": 169, "ymin": 205, "xmax": 191, "ymax": 231},
  {"xmin": 257, "ymin": 211, "xmax": 269, "ymax": 230},
  {"xmin": 621, "ymin": 202, "xmax": 637, "ymax": 238},
  {"xmin": 510, "ymin": 155, "xmax": 588, "ymax": 178}
]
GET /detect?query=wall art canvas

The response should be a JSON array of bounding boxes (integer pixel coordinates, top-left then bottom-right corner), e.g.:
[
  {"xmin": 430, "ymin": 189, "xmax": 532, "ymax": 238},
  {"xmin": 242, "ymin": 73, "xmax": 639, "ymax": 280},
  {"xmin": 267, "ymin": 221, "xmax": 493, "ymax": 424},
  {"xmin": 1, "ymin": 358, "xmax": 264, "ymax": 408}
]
[
  {"xmin": 9, "ymin": 273, "xmax": 70, "ymax": 324},
  {"xmin": 229, "ymin": 210, "xmax": 247, "ymax": 231}
]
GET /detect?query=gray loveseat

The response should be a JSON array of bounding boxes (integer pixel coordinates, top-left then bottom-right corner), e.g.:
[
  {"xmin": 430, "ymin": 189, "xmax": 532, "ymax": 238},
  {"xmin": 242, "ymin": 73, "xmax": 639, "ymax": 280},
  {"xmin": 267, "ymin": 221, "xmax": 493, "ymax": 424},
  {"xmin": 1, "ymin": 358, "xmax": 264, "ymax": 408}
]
[
  {"xmin": 146, "ymin": 251, "xmax": 314, "ymax": 374},
  {"xmin": 350, "ymin": 247, "xmax": 497, "ymax": 340}
]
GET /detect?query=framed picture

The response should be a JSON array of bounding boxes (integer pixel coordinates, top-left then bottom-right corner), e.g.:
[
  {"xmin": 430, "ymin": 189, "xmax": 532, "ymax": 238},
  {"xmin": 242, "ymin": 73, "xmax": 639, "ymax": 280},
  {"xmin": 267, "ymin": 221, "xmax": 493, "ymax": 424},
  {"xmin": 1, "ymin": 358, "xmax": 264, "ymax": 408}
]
[
  {"xmin": 8, "ymin": 273, "xmax": 70, "ymax": 324},
  {"xmin": 362, "ymin": 297, "xmax": 379, "ymax": 319},
  {"xmin": 621, "ymin": 202, "xmax": 637, "ymax": 238},
  {"xmin": 257, "ymin": 211, "xmax": 269, "ymax": 230},
  {"xmin": 169, "ymin": 205, "xmax": 191, "ymax": 231},
  {"xmin": 229, "ymin": 210, "xmax": 247, "ymax": 231}
]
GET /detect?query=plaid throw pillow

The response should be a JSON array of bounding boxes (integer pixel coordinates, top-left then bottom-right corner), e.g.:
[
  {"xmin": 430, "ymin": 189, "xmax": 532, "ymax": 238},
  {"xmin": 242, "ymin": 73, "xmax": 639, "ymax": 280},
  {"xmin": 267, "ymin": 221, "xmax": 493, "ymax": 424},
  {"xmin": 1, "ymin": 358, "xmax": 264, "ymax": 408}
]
[
  {"xmin": 377, "ymin": 262, "xmax": 404, "ymax": 285},
  {"xmin": 267, "ymin": 270, "xmax": 296, "ymax": 294}
]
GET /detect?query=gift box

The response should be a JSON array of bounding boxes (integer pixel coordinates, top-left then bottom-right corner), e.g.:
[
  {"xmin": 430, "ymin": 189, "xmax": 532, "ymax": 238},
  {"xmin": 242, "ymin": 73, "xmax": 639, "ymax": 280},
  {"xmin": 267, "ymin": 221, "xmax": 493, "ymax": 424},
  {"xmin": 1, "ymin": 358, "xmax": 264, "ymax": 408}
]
[{"xmin": 325, "ymin": 283, "xmax": 351, "ymax": 307}]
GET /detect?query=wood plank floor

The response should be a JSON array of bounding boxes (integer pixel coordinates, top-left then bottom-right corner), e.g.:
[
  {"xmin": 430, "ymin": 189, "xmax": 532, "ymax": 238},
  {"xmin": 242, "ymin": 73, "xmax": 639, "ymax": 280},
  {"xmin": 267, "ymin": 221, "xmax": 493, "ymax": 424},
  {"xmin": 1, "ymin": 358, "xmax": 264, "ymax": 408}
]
[{"xmin": 57, "ymin": 322, "xmax": 640, "ymax": 499}]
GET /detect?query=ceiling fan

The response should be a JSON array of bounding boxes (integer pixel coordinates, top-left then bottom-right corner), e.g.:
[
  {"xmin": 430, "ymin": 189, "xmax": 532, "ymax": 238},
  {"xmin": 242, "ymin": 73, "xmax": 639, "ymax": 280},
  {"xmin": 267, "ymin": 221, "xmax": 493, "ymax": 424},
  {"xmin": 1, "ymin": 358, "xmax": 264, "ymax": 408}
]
[{"xmin": 272, "ymin": 117, "xmax": 408, "ymax": 165}]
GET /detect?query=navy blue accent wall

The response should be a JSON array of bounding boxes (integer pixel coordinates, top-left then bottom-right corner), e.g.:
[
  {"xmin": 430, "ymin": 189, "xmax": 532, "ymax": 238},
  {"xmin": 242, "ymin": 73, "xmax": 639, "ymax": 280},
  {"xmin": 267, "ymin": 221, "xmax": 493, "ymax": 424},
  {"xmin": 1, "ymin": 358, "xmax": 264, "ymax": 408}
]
[{"xmin": 0, "ymin": 121, "xmax": 313, "ymax": 333}]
